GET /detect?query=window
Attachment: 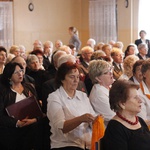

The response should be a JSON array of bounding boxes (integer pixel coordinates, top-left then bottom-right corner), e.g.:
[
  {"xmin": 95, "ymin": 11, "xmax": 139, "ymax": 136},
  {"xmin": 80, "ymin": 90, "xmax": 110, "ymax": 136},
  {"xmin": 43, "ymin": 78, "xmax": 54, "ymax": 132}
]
[
  {"xmin": 0, "ymin": 2, "xmax": 13, "ymax": 49},
  {"xmin": 139, "ymin": 0, "xmax": 150, "ymax": 39},
  {"xmin": 89, "ymin": 0, "xmax": 117, "ymax": 44}
]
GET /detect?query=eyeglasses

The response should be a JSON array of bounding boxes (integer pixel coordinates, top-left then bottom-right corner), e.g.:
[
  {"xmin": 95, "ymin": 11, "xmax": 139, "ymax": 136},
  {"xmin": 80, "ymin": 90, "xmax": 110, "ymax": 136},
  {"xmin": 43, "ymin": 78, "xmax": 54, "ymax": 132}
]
[
  {"xmin": 13, "ymin": 69, "xmax": 24, "ymax": 75},
  {"xmin": 102, "ymin": 66, "xmax": 114, "ymax": 75}
]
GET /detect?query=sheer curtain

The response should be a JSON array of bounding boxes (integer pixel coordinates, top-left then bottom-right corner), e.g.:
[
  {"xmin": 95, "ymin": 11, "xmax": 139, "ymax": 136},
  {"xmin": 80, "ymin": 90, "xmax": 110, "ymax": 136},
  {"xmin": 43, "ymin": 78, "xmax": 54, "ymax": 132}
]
[
  {"xmin": 0, "ymin": 2, "xmax": 13, "ymax": 49},
  {"xmin": 89, "ymin": 0, "xmax": 117, "ymax": 44}
]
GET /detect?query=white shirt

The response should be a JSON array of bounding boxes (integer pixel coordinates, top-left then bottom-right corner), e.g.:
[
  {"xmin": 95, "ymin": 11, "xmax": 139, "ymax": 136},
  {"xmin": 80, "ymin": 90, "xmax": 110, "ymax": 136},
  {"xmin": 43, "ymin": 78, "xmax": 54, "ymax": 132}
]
[
  {"xmin": 11, "ymin": 88, "xmax": 26, "ymax": 103},
  {"xmin": 138, "ymin": 81, "xmax": 150, "ymax": 120},
  {"xmin": 89, "ymin": 84, "xmax": 115, "ymax": 126},
  {"xmin": 47, "ymin": 86, "xmax": 96, "ymax": 149},
  {"xmin": 133, "ymin": 76, "xmax": 140, "ymax": 85}
]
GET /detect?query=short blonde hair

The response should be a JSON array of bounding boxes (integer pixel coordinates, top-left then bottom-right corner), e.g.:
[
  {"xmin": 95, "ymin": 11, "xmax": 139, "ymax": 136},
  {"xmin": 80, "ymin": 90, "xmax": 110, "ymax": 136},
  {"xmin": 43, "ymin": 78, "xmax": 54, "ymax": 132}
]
[
  {"xmin": 123, "ymin": 55, "xmax": 139, "ymax": 78},
  {"xmin": 88, "ymin": 59, "xmax": 110, "ymax": 84},
  {"xmin": 81, "ymin": 46, "xmax": 94, "ymax": 54},
  {"xmin": 9, "ymin": 45, "xmax": 20, "ymax": 54},
  {"xmin": 57, "ymin": 54, "xmax": 76, "ymax": 68},
  {"xmin": 111, "ymin": 47, "xmax": 123, "ymax": 57}
]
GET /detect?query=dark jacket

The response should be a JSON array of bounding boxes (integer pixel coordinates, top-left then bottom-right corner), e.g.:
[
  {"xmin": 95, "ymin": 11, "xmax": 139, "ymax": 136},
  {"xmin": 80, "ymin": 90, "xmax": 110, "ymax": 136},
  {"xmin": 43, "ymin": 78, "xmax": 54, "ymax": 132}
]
[{"xmin": 0, "ymin": 82, "xmax": 37, "ymax": 127}]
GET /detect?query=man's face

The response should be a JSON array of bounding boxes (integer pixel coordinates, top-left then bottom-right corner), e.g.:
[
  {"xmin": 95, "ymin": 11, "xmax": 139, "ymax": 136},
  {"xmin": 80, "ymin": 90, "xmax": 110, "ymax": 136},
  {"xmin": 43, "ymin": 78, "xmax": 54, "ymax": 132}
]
[{"xmin": 112, "ymin": 52, "xmax": 123, "ymax": 63}]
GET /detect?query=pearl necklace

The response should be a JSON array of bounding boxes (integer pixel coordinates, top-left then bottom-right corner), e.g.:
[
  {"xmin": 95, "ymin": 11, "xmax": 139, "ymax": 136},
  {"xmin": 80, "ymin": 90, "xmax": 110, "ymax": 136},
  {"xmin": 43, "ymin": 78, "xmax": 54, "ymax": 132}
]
[{"xmin": 116, "ymin": 112, "xmax": 139, "ymax": 125}]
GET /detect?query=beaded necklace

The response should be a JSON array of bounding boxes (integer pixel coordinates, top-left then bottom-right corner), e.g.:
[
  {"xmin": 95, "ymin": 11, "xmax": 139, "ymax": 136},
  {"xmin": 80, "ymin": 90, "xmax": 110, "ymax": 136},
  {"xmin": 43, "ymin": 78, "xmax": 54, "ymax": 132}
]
[{"xmin": 116, "ymin": 112, "xmax": 139, "ymax": 125}]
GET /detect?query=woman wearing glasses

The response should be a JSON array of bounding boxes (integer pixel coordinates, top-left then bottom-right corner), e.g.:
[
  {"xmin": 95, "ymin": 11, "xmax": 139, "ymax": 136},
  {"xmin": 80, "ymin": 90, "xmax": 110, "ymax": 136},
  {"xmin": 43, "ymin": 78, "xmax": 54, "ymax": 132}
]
[
  {"xmin": 0, "ymin": 62, "xmax": 40, "ymax": 150},
  {"xmin": 89, "ymin": 60, "xmax": 115, "ymax": 126}
]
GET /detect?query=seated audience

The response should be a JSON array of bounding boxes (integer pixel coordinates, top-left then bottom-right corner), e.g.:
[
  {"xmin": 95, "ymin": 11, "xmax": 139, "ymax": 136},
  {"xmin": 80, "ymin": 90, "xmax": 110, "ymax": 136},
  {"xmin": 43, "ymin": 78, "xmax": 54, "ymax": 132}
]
[
  {"xmin": 102, "ymin": 80, "xmax": 150, "ymax": 150},
  {"xmin": 47, "ymin": 62, "xmax": 97, "ymax": 150},
  {"xmin": 89, "ymin": 60, "xmax": 115, "ymax": 126},
  {"xmin": 137, "ymin": 43, "xmax": 149, "ymax": 60},
  {"xmin": 129, "ymin": 59, "xmax": 144, "ymax": 84},
  {"xmin": 119, "ymin": 55, "xmax": 139, "ymax": 80},
  {"xmin": 111, "ymin": 47, "xmax": 124, "ymax": 80}
]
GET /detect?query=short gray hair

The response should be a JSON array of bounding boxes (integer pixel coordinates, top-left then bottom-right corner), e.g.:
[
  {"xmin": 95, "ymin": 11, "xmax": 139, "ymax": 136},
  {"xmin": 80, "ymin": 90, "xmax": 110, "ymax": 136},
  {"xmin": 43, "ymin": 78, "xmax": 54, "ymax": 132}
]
[
  {"xmin": 88, "ymin": 60, "xmax": 110, "ymax": 84},
  {"xmin": 26, "ymin": 54, "xmax": 39, "ymax": 66},
  {"xmin": 57, "ymin": 54, "xmax": 76, "ymax": 68}
]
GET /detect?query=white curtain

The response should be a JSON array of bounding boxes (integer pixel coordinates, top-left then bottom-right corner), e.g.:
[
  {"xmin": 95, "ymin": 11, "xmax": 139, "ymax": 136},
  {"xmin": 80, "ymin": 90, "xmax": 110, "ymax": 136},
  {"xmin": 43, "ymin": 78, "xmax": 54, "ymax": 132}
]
[
  {"xmin": 0, "ymin": 2, "xmax": 13, "ymax": 50},
  {"xmin": 89, "ymin": 0, "xmax": 117, "ymax": 44}
]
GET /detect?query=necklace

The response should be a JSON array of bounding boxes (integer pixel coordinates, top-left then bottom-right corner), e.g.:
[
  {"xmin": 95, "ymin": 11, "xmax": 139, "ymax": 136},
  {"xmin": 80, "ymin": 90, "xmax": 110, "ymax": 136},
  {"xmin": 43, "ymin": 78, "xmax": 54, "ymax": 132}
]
[{"xmin": 116, "ymin": 112, "xmax": 139, "ymax": 125}]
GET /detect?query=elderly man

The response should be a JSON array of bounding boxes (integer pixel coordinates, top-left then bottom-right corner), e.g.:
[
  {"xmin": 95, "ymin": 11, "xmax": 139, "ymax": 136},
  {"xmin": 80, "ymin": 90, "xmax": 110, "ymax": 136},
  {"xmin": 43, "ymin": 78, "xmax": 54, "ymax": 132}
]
[
  {"xmin": 111, "ymin": 47, "xmax": 124, "ymax": 80},
  {"xmin": 87, "ymin": 38, "xmax": 96, "ymax": 49},
  {"xmin": 79, "ymin": 46, "xmax": 94, "ymax": 76},
  {"xmin": 43, "ymin": 41, "xmax": 53, "ymax": 70}
]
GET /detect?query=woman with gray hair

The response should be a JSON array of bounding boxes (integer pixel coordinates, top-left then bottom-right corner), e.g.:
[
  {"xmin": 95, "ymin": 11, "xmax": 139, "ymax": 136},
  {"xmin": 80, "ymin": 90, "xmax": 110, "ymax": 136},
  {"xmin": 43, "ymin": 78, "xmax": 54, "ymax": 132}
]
[
  {"xmin": 89, "ymin": 60, "xmax": 115, "ymax": 126},
  {"xmin": 137, "ymin": 43, "xmax": 149, "ymax": 60}
]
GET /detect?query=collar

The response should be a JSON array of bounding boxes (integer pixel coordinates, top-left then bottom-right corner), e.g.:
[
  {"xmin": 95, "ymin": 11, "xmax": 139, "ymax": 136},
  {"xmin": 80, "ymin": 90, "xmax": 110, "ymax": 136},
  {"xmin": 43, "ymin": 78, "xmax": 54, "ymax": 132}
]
[
  {"xmin": 140, "ymin": 81, "xmax": 150, "ymax": 99},
  {"xmin": 59, "ymin": 86, "xmax": 81, "ymax": 100},
  {"xmin": 95, "ymin": 84, "xmax": 109, "ymax": 96}
]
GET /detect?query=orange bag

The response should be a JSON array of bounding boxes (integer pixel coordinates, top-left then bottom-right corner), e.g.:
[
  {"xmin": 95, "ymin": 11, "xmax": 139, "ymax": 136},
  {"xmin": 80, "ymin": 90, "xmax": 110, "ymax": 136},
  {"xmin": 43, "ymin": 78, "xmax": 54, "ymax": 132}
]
[{"xmin": 91, "ymin": 116, "xmax": 105, "ymax": 150}]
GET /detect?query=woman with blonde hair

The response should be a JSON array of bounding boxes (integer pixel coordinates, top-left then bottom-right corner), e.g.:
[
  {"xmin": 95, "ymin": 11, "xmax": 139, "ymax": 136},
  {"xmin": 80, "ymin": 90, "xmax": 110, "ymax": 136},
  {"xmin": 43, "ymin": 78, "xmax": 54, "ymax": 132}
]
[{"xmin": 119, "ymin": 55, "xmax": 139, "ymax": 80}]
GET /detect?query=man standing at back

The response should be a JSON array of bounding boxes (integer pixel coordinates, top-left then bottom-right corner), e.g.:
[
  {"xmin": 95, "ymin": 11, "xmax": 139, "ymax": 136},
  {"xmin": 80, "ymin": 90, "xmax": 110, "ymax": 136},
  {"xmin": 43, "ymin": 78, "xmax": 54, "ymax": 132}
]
[{"xmin": 135, "ymin": 30, "xmax": 150, "ymax": 57}]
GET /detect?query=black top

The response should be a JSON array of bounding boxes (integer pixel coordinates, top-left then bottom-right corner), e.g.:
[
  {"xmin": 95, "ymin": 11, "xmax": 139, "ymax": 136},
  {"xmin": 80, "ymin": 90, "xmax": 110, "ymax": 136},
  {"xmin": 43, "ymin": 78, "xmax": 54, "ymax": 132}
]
[{"xmin": 102, "ymin": 117, "xmax": 150, "ymax": 150}]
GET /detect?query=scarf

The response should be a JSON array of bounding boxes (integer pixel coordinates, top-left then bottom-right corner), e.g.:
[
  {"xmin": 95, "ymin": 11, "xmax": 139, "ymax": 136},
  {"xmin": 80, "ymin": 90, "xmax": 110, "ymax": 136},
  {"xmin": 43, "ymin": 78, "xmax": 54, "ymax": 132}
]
[
  {"xmin": 91, "ymin": 116, "xmax": 105, "ymax": 150},
  {"xmin": 140, "ymin": 82, "xmax": 150, "ymax": 99}
]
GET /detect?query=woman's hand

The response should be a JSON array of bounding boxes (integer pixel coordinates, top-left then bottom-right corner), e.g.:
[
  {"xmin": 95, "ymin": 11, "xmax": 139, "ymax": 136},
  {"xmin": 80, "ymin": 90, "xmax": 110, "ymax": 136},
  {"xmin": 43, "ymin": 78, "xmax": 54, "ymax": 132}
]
[
  {"xmin": 16, "ymin": 118, "xmax": 37, "ymax": 128},
  {"xmin": 80, "ymin": 113, "xmax": 95, "ymax": 123}
]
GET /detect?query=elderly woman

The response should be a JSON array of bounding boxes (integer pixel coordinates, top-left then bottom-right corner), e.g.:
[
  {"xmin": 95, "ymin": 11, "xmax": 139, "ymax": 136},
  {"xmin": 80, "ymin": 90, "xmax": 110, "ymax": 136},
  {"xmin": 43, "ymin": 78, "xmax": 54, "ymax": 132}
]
[
  {"xmin": 129, "ymin": 59, "xmax": 144, "ymax": 84},
  {"xmin": 26, "ymin": 54, "xmax": 51, "ymax": 100},
  {"xmin": 89, "ymin": 60, "xmax": 115, "ymax": 126},
  {"xmin": 102, "ymin": 80, "xmax": 150, "ymax": 150},
  {"xmin": 47, "ymin": 62, "xmax": 96, "ymax": 150},
  {"xmin": 0, "ymin": 62, "xmax": 39, "ymax": 149},
  {"xmin": 30, "ymin": 49, "xmax": 45, "ymax": 70},
  {"xmin": 119, "ymin": 55, "xmax": 139, "ymax": 80},
  {"xmin": 9, "ymin": 45, "xmax": 20, "ymax": 57},
  {"xmin": 138, "ymin": 59, "xmax": 150, "ymax": 125}
]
